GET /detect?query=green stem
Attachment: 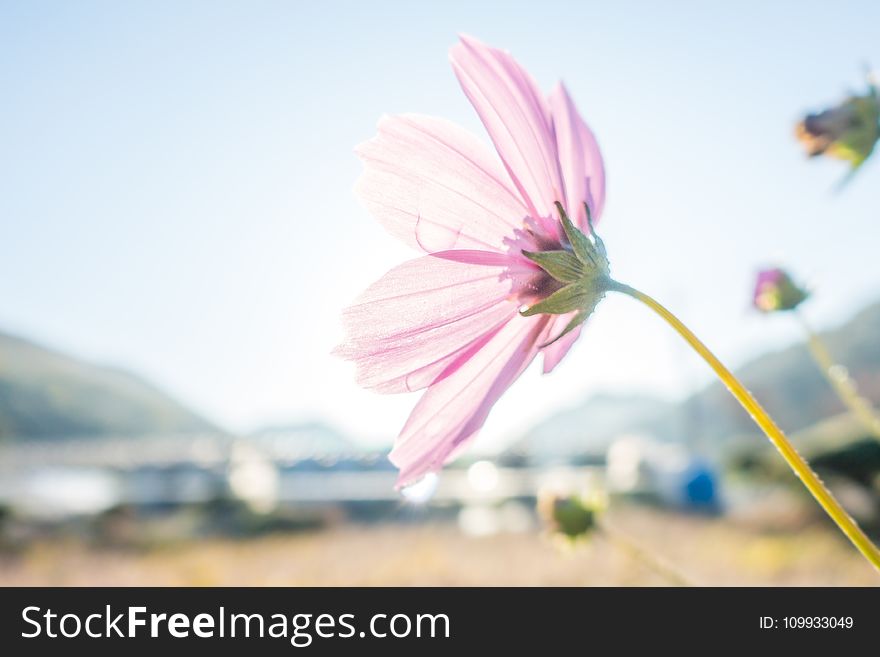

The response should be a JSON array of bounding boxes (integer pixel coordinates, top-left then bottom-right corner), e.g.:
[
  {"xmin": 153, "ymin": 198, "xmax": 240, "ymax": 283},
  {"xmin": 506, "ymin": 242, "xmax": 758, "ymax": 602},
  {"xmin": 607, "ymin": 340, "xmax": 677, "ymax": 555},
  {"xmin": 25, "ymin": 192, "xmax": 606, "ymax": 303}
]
[
  {"xmin": 598, "ymin": 522, "xmax": 693, "ymax": 586},
  {"xmin": 795, "ymin": 310, "xmax": 880, "ymax": 442},
  {"xmin": 608, "ymin": 280, "xmax": 880, "ymax": 573}
]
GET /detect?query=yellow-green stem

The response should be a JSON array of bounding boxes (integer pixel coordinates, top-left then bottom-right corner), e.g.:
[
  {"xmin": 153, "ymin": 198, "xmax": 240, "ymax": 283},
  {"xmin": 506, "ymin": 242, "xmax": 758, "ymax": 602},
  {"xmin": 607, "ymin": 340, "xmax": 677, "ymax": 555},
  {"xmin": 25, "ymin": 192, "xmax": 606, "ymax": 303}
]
[
  {"xmin": 598, "ymin": 522, "xmax": 693, "ymax": 586},
  {"xmin": 795, "ymin": 310, "xmax": 880, "ymax": 442},
  {"xmin": 609, "ymin": 280, "xmax": 880, "ymax": 573}
]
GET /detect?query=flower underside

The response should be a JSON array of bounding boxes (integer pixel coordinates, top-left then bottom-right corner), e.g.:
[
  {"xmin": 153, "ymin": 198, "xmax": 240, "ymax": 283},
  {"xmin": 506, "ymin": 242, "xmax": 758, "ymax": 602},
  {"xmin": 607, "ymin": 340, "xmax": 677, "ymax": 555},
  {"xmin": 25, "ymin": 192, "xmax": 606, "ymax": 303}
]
[{"xmin": 520, "ymin": 201, "xmax": 611, "ymax": 347}]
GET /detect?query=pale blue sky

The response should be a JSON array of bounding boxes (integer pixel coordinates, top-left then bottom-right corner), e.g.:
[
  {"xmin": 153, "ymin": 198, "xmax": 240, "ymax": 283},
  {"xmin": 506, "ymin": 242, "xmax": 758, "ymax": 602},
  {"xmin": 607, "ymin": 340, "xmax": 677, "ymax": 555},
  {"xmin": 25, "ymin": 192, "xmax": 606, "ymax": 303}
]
[{"xmin": 2, "ymin": 1, "xmax": 879, "ymax": 449}]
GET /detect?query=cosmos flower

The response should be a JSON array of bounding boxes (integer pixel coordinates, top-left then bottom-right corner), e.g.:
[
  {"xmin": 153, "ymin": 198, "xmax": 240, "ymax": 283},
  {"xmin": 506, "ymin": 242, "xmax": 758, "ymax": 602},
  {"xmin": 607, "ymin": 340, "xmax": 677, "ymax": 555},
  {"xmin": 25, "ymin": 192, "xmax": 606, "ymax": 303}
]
[
  {"xmin": 795, "ymin": 78, "xmax": 879, "ymax": 175},
  {"xmin": 752, "ymin": 267, "xmax": 809, "ymax": 313},
  {"xmin": 336, "ymin": 36, "xmax": 608, "ymax": 487},
  {"xmin": 335, "ymin": 36, "xmax": 880, "ymax": 570}
]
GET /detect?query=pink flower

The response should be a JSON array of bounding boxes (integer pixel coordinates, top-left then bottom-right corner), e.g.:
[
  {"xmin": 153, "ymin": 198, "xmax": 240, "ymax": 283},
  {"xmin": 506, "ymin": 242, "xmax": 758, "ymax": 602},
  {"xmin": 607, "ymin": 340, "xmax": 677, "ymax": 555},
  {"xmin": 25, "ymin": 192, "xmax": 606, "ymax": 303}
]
[
  {"xmin": 336, "ymin": 36, "xmax": 607, "ymax": 487},
  {"xmin": 752, "ymin": 267, "xmax": 809, "ymax": 313}
]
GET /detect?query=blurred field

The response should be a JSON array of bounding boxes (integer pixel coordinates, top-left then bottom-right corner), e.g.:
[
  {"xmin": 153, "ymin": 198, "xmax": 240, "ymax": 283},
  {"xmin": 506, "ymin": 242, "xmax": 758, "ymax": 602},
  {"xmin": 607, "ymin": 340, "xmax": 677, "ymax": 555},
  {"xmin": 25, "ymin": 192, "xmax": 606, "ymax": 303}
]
[{"xmin": 1, "ymin": 506, "xmax": 874, "ymax": 586}]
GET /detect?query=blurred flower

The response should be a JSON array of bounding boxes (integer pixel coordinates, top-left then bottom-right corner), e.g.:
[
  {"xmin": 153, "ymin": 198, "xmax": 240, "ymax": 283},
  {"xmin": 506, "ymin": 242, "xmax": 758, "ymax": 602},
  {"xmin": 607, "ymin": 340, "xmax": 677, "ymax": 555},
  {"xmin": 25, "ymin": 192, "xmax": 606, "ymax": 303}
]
[
  {"xmin": 795, "ymin": 79, "xmax": 879, "ymax": 172},
  {"xmin": 336, "ymin": 35, "xmax": 608, "ymax": 487},
  {"xmin": 752, "ymin": 267, "xmax": 809, "ymax": 313},
  {"xmin": 537, "ymin": 489, "xmax": 606, "ymax": 541}
]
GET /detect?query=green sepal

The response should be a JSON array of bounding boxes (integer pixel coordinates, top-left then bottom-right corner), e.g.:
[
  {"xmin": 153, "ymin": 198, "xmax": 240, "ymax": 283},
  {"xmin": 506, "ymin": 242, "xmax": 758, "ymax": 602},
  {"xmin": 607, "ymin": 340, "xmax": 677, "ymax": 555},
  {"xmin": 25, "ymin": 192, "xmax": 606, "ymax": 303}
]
[
  {"xmin": 518, "ymin": 202, "xmax": 611, "ymax": 324},
  {"xmin": 583, "ymin": 201, "xmax": 607, "ymax": 259},
  {"xmin": 522, "ymin": 249, "xmax": 584, "ymax": 283},
  {"xmin": 555, "ymin": 201, "xmax": 596, "ymax": 267},
  {"xmin": 520, "ymin": 282, "xmax": 592, "ymax": 317}
]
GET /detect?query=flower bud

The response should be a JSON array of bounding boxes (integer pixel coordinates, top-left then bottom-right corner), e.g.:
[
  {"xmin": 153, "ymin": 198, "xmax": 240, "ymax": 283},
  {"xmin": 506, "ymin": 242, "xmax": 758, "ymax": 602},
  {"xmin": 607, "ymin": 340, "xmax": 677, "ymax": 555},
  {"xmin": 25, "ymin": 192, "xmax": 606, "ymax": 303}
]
[
  {"xmin": 753, "ymin": 267, "xmax": 809, "ymax": 313},
  {"xmin": 795, "ymin": 81, "xmax": 879, "ymax": 171},
  {"xmin": 537, "ymin": 488, "xmax": 606, "ymax": 541}
]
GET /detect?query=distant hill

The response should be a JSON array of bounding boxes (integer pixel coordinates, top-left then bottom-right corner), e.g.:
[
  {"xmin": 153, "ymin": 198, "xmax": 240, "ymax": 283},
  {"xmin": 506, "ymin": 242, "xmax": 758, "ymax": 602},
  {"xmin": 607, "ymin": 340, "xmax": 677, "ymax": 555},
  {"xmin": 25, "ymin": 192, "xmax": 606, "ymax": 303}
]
[
  {"xmin": 510, "ymin": 300, "xmax": 880, "ymax": 461},
  {"xmin": 509, "ymin": 394, "xmax": 676, "ymax": 463},
  {"xmin": 682, "ymin": 301, "xmax": 880, "ymax": 449},
  {"xmin": 0, "ymin": 331, "xmax": 218, "ymax": 440},
  {"xmin": 249, "ymin": 421, "xmax": 360, "ymax": 458}
]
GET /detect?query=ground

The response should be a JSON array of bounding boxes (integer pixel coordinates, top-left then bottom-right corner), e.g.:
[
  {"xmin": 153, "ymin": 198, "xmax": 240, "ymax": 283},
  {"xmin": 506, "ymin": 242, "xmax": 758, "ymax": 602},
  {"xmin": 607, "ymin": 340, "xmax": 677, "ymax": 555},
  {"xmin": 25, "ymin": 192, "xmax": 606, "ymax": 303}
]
[{"xmin": 0, "ymin": 506, "xmax": 874, "ymax": 586}]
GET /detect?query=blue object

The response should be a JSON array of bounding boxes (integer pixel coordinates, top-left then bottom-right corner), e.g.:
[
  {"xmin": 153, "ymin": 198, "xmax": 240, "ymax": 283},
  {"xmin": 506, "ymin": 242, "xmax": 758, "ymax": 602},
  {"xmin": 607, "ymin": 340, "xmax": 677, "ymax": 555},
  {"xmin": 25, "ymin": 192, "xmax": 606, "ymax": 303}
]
[{"xmin": 682, "ymin": 461, "xmax": 719, "ymax": 510}]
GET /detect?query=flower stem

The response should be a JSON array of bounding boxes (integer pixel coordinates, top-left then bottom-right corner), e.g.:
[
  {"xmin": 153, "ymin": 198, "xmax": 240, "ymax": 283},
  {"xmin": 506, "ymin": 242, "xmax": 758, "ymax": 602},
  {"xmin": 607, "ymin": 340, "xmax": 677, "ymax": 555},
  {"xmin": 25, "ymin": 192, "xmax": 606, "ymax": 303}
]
[
  {"xmin": 608, "ymin": 280, "xmax": 880, "ymax": 572},
  {"xmin": 795, "ymin": 310, "xmax": 880, "ymax": 442},
  {"xmin": 598, "ymin": 522, "xmax": 693, "ymax": 586}
]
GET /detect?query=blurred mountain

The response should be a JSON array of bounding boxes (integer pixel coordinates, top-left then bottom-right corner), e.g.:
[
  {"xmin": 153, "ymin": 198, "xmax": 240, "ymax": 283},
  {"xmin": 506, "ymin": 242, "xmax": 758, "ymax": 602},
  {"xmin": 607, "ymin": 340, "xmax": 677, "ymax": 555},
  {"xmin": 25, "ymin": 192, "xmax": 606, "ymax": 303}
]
[
  {"xmin": 0, "ymin": 331, "xmax": 218, "ymax": 441},
  {"xmin": 684, "ymin": 300, "xmax": 880, "ymax": 448},
  {"xmin": 510, "ymin": 394, "xmax": 676, "ymax": 463},
  {"xmin": 511, "ymin": 300, "xmax": 880, "ymax": 461},
  {"xmin": 248, "ymin": 421, "xmax": 359, "ymax": 457}
]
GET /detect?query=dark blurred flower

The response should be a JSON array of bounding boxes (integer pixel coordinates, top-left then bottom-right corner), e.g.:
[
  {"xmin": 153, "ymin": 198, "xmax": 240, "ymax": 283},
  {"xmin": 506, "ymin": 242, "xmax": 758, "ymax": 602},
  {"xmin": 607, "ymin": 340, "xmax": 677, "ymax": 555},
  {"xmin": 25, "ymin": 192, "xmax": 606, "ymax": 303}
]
[
  {"xmin": 795, "ymin": 80, "xmax": 879, "ymax": 172},
  {"xmin": 537, "ymin": 489, "xmax": 605, "ymax": 540},
  {"xmin": 753, "ymin": 268, "xmax": 809, "ymax": 313}
]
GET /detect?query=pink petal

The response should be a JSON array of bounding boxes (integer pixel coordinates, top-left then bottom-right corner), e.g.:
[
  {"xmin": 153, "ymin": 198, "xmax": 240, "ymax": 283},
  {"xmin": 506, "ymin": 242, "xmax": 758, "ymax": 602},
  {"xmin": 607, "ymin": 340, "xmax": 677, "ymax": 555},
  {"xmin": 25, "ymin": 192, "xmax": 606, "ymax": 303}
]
[
  {"xmin": 450, "ymin": 35, "xmax": 564, "ymax": 224},
  {"xmin": 372, "ymin": 323, "xmax": 509, "ymax": 396},
  {"xmin": 548, "ymin": 82, "xmax": 606, "ymax": 228},
  {"xmin": 390, "ymin": 314, "xmax": 554, "ymax": 487},
  {"xmin": 355, "ymin": 114, "xmax": 529, "ymax": 253},
  {"xmin": 541, "ymin": 313, "xmax": 583, "ymax": 373},
  {"xmin": 335, "ymin": 251, "xmax": 536, "ymax": 394}
]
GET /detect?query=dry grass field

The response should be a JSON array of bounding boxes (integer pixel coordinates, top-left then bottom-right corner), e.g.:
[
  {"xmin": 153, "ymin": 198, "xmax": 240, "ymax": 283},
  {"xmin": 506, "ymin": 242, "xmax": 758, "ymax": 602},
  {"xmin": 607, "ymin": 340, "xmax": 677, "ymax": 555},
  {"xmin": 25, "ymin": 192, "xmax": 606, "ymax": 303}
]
[{"xmin": 1, "ymin": 506, "xmax": 874, "ymax": 586}]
